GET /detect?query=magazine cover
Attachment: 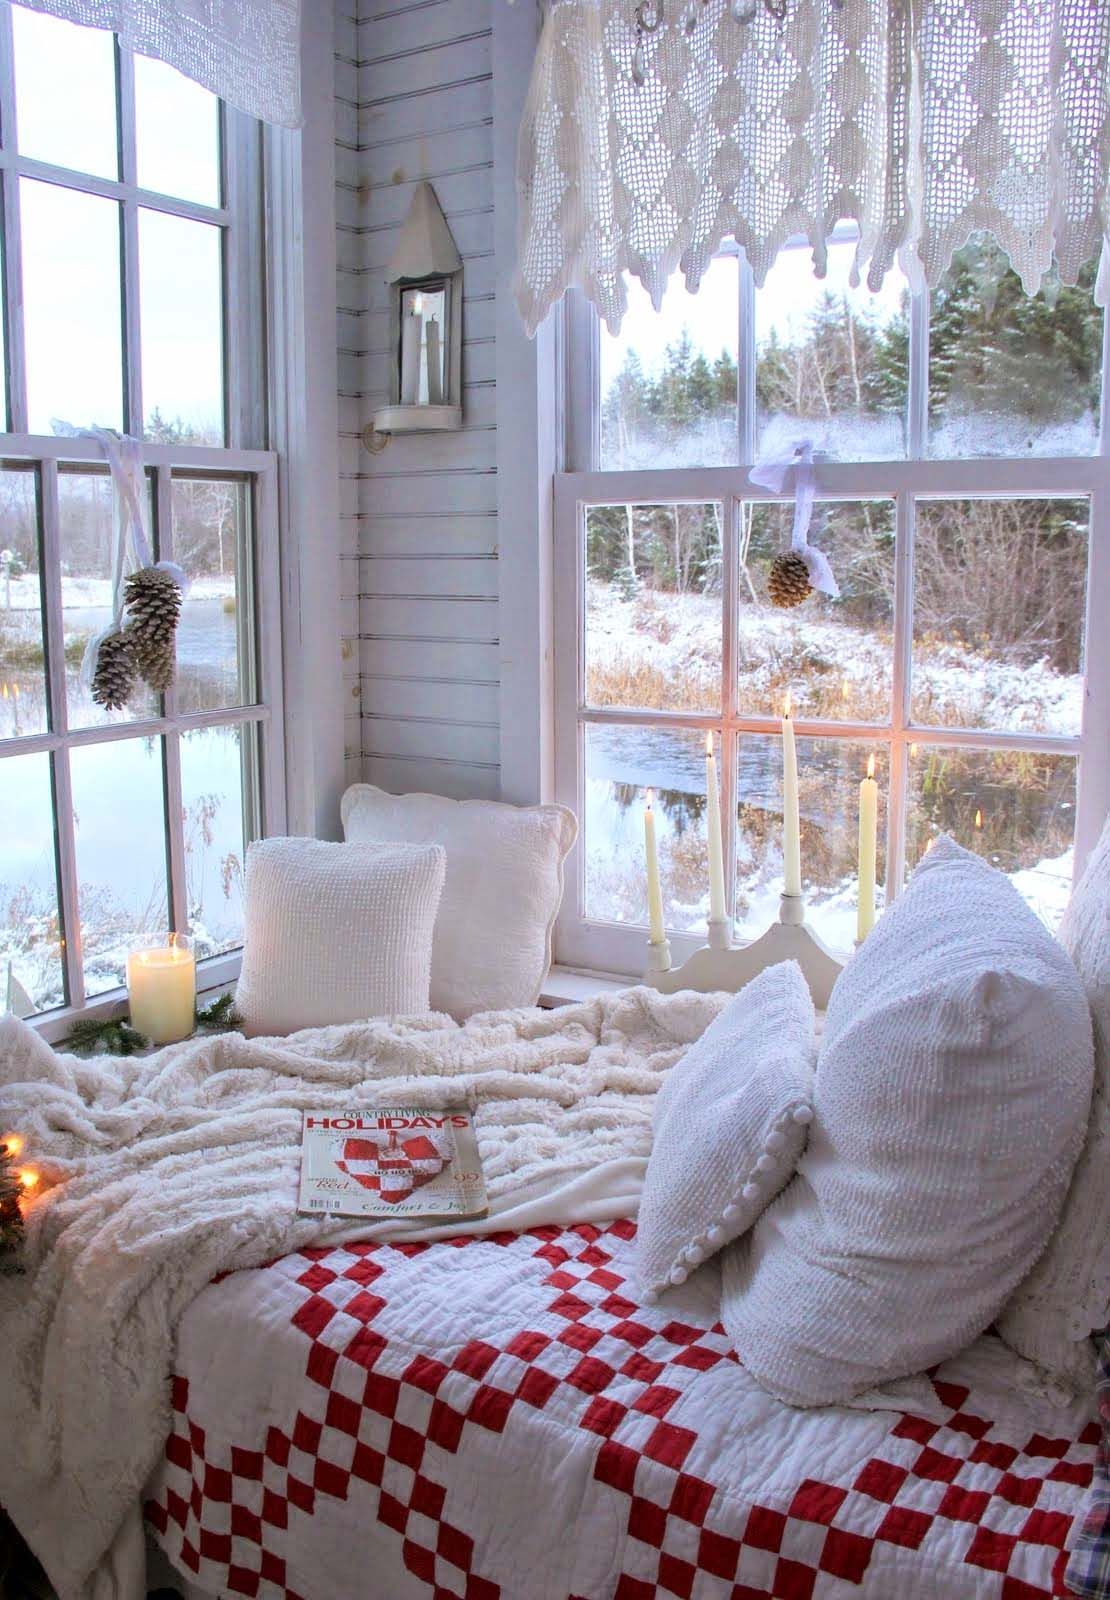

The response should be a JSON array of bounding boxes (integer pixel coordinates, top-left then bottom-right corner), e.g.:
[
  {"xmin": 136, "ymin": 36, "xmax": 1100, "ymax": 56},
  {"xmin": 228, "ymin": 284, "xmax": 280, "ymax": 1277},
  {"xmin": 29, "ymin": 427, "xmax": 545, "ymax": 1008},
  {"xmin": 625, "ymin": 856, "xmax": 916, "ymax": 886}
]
[{"xmin": 297, "ymin": 1108, "xmax": 488, "ymax": 1220}]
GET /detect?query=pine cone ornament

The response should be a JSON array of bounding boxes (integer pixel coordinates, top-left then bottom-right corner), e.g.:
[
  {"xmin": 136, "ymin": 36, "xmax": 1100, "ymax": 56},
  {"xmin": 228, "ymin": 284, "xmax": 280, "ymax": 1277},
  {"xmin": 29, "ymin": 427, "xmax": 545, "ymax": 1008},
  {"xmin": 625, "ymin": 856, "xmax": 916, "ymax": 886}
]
[
  {"xmin": 124, "ymin": 566, "xmax": 182, "ymax": 692},
  {"xmin": 90, "ymin": 629, "xmax": 137, "ymax": 710},
  {"xmin": 767, "ymin": 551, "xmax": 813, "ymax": 609}
]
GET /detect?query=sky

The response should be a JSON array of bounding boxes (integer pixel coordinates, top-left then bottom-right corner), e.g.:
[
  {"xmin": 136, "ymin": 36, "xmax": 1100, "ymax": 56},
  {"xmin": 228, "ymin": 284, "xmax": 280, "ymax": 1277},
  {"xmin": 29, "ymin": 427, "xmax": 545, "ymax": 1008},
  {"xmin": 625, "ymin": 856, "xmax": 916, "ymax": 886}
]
[{"xmin": 9, "ymin": 4, "xmax": 223, "ymax": 438}]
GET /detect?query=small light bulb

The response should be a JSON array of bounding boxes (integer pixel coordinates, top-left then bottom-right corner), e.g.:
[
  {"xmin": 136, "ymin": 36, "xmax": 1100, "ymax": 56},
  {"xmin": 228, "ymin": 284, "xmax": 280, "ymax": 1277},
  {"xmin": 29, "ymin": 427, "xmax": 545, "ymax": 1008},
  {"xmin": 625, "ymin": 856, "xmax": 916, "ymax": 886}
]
[
  {"xmin": 19, "ymin": 1168, "xmax": 39, "ymax": 1192},
  {"xmin": 2, "ymin": 1133, "xmax": 23, "ymax": 1158}
]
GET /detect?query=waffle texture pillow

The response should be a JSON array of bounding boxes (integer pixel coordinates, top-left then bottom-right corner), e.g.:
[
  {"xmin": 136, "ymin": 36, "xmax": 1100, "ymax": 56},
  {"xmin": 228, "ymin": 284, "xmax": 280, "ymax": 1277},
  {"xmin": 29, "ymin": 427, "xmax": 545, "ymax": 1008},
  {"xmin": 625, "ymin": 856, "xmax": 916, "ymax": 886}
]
[
  {"xmin": 721, "ymin": 837, "xmax": 1094, "ymax": 1408},
  {"xmin": 636, "ymin": 961, "xmax": 815, "ymax": 1304},
  {"xmin": 236, "ymin": 837, "xmax": 445, "ymax": 1037},
  {"xmin": 997, "ymin": 813, "xmax": 1110, "ymax": 1397},
  {"xmin": 341, "ymin": 784, "xmax": 576, "ymax": 1019}
]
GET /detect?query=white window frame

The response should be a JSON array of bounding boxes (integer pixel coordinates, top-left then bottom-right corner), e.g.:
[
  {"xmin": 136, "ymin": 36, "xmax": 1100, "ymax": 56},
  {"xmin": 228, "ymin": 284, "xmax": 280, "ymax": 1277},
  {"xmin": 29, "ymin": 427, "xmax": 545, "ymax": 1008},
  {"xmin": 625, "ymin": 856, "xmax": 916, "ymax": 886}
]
[
  {"xmin": 552, "ymin": 242, "xmax": 1110, "ymax": 979},
  {"xmin": 0, "ymin": 3, "xmax": 300, "ymax": 1038}
]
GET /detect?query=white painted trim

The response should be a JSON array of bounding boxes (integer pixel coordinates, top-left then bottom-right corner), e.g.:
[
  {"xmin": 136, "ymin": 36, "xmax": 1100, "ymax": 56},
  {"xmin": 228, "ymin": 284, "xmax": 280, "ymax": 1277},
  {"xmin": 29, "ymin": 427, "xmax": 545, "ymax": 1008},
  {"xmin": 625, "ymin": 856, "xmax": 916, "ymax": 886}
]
[
  {"xmin": 263, "ymin": 3, "xmax": 345, "ymax": 840},
  {"xmin": 493, "ymin": 0, "xmax": 558, "ymax": 805}
]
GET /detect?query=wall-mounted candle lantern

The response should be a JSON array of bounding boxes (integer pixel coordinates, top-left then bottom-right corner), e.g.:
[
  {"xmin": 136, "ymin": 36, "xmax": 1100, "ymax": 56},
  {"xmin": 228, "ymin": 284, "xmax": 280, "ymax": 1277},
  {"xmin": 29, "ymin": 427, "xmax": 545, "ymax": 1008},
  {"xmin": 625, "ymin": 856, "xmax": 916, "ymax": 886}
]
[{"xmin": 370, "ymin": 181, "xmax": 463, "ymax": 442}]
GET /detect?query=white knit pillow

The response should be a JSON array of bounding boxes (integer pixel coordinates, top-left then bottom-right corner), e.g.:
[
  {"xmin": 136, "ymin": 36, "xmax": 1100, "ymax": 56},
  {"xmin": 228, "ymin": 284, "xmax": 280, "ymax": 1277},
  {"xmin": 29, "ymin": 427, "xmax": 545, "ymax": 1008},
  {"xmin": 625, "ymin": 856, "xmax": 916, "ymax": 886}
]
[
  {"xmin": 997, "ymin": 814, "xmax": 1110, "ymax": 1396},
  {"xmin": 636, "ymin": 962, "xmax": 815, "ymax": 1304},
  {"xmin": 341, "ymin": 784, "xmax": 577, "ymax": 1019},
  {"xmin": 722, "ymin": 838, "xmax": 1094, "ymax": 1408},
  {"xmin": 236, "ymin": 837, "xmax": 445, "ymax": 1037}
]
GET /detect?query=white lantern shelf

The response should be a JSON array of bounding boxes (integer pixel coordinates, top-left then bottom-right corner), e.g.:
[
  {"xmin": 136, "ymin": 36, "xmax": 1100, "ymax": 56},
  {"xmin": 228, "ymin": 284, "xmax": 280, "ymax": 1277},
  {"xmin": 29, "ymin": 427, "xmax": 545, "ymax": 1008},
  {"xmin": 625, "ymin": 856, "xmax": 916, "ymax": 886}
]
[{"xmin": 369, "ymin": 182, "xmax": 463, "ymax": 441}]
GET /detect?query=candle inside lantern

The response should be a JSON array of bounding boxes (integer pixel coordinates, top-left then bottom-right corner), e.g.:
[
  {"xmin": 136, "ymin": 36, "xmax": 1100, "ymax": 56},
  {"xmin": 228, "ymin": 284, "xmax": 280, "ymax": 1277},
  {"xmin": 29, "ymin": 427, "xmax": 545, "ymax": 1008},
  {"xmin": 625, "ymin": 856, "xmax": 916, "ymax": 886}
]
[
  {"xmin": 644, "ymin": 789, "xmax": 665, "ymax": 945},
  {"xmin": 781, "ymin": 693, "xmax": 802, "ymax": 897},
  {"xmin": 857, "ymin": 752, "xmax": 878, "ymax": 942},
  {"xmin": 400, "ymin": 292, "xmax": 423, "ymax": 405},
  {"xmin": 425, "ymin": 315, "xmax": 442, "ymax": 404},
  {"xmin": 127, "ymin": 934, "xmax": 196, "ymax": 1045},
  {"xmin": 704, "ymin": 731, "xmax": 727, "ymax": 925}
]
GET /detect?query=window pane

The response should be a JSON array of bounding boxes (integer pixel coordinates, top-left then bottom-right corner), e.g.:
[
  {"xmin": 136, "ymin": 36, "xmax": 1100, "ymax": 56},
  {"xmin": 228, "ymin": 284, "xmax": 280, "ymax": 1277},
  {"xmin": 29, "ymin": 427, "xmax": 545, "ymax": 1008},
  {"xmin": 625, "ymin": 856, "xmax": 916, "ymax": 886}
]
[
  {"xmin": 906, "ymin": 746, "xmax": 1076, "ymax": 930},
  {"xmin": 59, "ymin": 470, "xmax": 159, "ymax": 729},
  {"xmin": 585, "ymin": 502, "xmax": 722, "ymax": 713},
  {"xmin": 911, "ymin": 499, "xmax": 1087, "ymax": 737},
  {"xmin": 735, "ymin": 735, "xmax": 889, "ymax": 954},
  {"xmin": 584, "ymin": 723, "xmax": 711, "ymax": 935},
  {"xmin": 181, "ymin": 724, "xmax": 252, "ymax": 958},
  {"xmin": 1, "ymin": 750, "xmax": 64, "ymax": 1014},
  {"xmin": 737, "ymin": 500, "xmax": 896, "ymax": 722},
  {"xmin": 600, "ymin": 256, "xmax": 739, "ymax": 469},
  {"xmin": 0, "ymin": 467, "xmax": 47, "ymax": 738},
  {"xmin": 12, "ymin": 7, "xmax": 118, "ymax": 180},
  {"xmin": 928, "ymin": 238, "xmax": 1102, "ymax": 458},
  {"xmin": 140, "ymin": 210, "xmax": 224, "ymax": 445},
  {"xmin": 756, "ymin": 231, "xmax": 909, "ymax": 460},
  {"xmin": 173, "ymin": 478, "xmax": 253, "ymax": 712},
  {"xmin": 134, "ymin": 54, "xmax": 220, "ymax": 207},
  {"xmin": 71, "ymin": 736, "xmax": 169, "ymax": 998},
  {"xmin": 21, "ymin": 180, "xmax": 123, "ymax": 433}
]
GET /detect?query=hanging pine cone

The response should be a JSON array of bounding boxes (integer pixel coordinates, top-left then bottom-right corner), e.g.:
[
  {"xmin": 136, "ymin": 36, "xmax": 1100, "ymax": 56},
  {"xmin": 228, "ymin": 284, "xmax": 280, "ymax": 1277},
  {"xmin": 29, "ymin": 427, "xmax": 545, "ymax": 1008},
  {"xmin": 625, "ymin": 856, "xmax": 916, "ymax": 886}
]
[
  {"xmin": 767, "ymin": 551, "xmax": 813, "ymax": 609},
  {"xmin": 124, "ymin": 566, "xmax": 182, "ymax": 692},
  {"xmin": 90, "ymin": 629, "xmax": 138, "ymax": 710}
]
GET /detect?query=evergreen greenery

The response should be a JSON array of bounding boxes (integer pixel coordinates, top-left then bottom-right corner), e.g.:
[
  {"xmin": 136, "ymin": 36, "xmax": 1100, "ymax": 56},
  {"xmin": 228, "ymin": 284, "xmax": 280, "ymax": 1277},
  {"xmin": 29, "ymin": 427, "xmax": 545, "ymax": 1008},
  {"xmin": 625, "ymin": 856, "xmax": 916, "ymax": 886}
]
[{"xmin": 0, "ymin": 1138, "xmax": 23, "ymax": 1274}]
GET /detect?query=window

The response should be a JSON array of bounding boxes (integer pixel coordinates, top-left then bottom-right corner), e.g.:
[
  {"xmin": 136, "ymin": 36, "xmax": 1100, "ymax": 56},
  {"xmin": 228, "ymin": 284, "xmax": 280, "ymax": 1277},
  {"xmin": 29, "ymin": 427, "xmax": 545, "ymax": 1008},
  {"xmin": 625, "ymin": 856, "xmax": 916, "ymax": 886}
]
[
  {"xmin": 555, "ymin": 226, "xmax": 1109, "ymax": 975},
  {"xmin": 0, "ymin": 6, "xmax": 282, "ymax": 1027}
]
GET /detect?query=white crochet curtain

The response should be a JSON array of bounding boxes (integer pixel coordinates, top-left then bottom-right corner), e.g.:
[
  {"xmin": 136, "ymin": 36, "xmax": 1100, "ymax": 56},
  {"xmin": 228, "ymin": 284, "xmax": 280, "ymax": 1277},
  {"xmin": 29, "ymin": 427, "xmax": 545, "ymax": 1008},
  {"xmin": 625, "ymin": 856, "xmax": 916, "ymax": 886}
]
[
  {"xmin": 515, "ymin": 0, "xmax": 1110, "ymax": 335},
  {"xmin": 12, "ymin": 0, "xmax": 302, "ymax": 127}
]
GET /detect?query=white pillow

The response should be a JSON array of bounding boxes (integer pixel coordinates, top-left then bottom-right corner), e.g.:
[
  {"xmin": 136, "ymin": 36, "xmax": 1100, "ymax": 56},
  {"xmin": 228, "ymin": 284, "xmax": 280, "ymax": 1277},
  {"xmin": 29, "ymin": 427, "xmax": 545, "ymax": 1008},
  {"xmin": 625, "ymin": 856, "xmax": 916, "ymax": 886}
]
[
  {"xmin": 236, "ymin": 837, "xmax": 445, "ymax": 1037},
  {"xmin": 721, "ymin": 837, "xmax": 1094, "ymax": 1408},
  {"xmin": 997, "ymin": 814, "xmax": 1110, "ymax": 1395},
  {"xmin": 341, "ymin": 784, "xmax": 577, "ymax": 1019},
  {"xmin": 636, "ymin": 962, "xmax": 814, "ymax": 1304}
]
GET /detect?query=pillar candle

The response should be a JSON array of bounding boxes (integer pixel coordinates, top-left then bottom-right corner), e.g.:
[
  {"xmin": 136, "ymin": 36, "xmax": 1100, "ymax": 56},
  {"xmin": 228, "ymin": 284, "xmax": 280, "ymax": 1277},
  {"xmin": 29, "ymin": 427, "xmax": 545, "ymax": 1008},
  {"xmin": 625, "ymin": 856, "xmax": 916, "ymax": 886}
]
[
  {"xmin": 127, "ymin": 936, "xmax": 196, "ymax": 1045},
  {"xmin": 704, "ymin": 732, "xmax": 726, "ymax": 924},
  {"xmin": 400, "ymin": 301, "xmax": 422, "ymax": 405},
  {"xmin": 644, "ymin": 789, "xmax": 665, "ymax": 945},
  {"xmin": 425, "ymin": 316, "xmax": 443, "ymax": 404},
  {"xmin": 857, "ymin": 753, "xmax": 878, "ymax": 941},
  {"xmin": 781, "ymin": 694, "xmax": 802, "ymax": 897}
]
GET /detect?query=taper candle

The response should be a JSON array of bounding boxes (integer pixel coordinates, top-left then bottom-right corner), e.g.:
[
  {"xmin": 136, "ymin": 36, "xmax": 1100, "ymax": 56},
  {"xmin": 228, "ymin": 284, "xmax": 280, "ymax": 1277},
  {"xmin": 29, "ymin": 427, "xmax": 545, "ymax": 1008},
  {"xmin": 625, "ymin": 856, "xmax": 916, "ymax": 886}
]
[
  {"xmin": 644, "ymin": 789, "xmax": 665, "ymax": 945},
  {"xmin": 425, "ymin": 316, "xmax": 443, "ymax": 404},
  {"xmin": 400, "ymin": 295, "xmax": 422, "ymax": 405},
  {"xmin": 127, "ymin": 934, "xmax": 196, "ymax": 1045},
  {"xmin": 857, "ymin": 752, "xmax": 878, "ymax": 941},
  {"xmin": 781, "ymin": 693, "xmax": 802, "ymax": 897},
  {"xmin": 704, "ymin": 732, "xmax": 727, "ymax": 924}
]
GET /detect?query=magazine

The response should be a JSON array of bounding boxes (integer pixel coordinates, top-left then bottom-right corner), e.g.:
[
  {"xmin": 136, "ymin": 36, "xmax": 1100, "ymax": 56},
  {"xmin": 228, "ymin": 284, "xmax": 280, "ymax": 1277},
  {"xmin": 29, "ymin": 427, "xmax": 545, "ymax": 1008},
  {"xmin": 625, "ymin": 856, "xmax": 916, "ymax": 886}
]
[{"xmin": 297, "ymin": 1107, "xmax": 488, "ymax": 1221}]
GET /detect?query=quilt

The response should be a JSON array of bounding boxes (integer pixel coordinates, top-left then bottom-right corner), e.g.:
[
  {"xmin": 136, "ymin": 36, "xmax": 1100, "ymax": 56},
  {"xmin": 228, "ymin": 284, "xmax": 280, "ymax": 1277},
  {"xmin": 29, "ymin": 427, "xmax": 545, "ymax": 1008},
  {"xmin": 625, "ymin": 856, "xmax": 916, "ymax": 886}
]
[{"xmin": 146, "ymin": 1219, "xmax": 1101, "ymax": 1600}]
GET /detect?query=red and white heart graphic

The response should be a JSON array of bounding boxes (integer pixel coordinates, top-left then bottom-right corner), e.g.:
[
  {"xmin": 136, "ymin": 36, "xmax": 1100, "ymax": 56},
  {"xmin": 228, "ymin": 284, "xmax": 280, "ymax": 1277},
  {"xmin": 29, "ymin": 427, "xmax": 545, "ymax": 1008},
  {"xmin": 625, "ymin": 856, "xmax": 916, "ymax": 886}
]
[{"xmin": 335, "ymin": 1130, "xmax": 450, "ymax": 1204}]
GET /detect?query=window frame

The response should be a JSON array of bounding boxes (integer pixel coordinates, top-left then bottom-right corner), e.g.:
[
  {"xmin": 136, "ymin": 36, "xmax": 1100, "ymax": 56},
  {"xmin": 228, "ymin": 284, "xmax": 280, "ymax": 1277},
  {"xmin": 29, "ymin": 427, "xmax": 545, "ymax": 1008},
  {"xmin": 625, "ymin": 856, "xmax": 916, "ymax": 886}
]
[
  {"xmin": 0, "ymin": 4, "xmax": 288, "ymax": 1037},
  {"xmin": 553, "ymin": 241, "xmax": 1110, "ymax": 978}
]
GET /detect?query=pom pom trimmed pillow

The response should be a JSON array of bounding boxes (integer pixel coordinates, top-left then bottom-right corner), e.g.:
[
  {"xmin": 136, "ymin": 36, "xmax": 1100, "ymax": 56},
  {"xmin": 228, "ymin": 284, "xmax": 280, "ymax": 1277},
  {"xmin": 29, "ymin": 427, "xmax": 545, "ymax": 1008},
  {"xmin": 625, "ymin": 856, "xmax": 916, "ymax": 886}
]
[
  {"xmin": 636, "ymin": 961, "xmax": 815, "ymax": 1303},
  {"xmin": 341, "ymin": 783, "xmax": 576, "ymax": 1019},
  {"xmin": 236, "ymin": 836, "xmax": 445, "ymax": 1037},
  {"xmin": 997, "ymin": 812, "xmax": 1110, "ymax": 1397},
  {"xmin": 721, "ymin": 838, "xmax": 1094, "ymax": 1408}
]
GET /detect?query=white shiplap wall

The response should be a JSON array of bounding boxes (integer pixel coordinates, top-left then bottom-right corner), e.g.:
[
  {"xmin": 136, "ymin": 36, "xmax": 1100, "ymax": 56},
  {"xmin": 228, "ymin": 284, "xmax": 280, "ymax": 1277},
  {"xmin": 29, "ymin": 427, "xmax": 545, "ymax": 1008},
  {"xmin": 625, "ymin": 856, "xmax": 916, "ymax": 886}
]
[{"xmin": 339, "ymin": 0, "xmax": 501, "ymax": 802}]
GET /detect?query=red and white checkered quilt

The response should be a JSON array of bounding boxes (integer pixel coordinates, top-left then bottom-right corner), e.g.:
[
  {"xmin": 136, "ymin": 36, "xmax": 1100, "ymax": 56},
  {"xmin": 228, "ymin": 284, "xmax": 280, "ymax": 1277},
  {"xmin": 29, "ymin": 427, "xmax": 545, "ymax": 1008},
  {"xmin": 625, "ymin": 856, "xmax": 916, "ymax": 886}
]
[{"xmin": 145, "ymin": 1220, "xmax": 1099, "ymax": 1600}]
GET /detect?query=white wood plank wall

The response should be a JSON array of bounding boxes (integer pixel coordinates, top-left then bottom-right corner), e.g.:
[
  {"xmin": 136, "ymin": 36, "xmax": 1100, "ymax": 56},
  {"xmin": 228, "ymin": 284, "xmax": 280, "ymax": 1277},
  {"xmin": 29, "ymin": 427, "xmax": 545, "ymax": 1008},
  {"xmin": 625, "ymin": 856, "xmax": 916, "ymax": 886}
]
[{"xmin": 337, "ymin": 0, "xmax": 500, "ymax": 802}]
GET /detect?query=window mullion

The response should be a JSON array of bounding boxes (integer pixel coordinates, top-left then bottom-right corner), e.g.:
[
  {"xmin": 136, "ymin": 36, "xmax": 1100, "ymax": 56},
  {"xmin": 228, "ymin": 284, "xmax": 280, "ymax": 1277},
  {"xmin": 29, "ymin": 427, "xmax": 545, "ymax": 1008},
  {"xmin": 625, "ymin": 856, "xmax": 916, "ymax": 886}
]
[
  {"xmin": 738, "ymin": 256, "xmax": 756, "ymax": 464},
  {"xmin": 0, "ymin": 6, "xmax": 27, "ymax": 433},
  {"xmin": 117, "ymin": 47, "xmax": 143, "ymax": 437},
  {"xmin": 886, "ymin": 487, "xmax": 915, "ymax": 904},
  {"xmin": 907, "ymin": 288, "xmax": 929, "ymax": 459},
  {"xmin": 39, "ymin": 460, "xmax": 85, "ymax": 1005},
  {"xmin": 154, "ymin": 463, "xmax": 189, "ymax": 935},
  {"xmin": 720, "ymin": 494, "xmax": 739, "ymax": 921}
]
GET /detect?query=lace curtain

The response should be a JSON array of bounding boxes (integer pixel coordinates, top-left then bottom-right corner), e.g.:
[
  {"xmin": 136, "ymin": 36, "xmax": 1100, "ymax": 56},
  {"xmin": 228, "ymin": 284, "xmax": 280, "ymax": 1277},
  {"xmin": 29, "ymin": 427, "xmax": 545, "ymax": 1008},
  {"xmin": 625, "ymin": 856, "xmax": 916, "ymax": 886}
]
[
  {"xmin": 515, "ymin": 0, "xmax": 1110, "ymax": 335},
  {"xmin": 12, "ymin": 0, "xmax": 302, "ymax": 127}
]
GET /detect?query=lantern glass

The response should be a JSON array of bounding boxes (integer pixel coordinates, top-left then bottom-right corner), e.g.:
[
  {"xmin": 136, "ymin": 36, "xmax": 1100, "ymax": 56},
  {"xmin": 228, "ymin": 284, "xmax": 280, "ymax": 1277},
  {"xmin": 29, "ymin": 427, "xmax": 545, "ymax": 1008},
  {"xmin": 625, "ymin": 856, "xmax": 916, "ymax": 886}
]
[{"xmin": 399, "ymin": 281, "xmax": 447, "ymax": 406}]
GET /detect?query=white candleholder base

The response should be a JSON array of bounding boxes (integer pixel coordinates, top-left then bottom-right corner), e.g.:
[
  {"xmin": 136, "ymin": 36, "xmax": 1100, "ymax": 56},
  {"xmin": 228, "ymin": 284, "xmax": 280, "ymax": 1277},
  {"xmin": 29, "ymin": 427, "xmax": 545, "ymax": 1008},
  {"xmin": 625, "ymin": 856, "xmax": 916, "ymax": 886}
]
[
  {"xmin": 706, "ymin": 917, "xmax": 732, "ymax": 950},
  {"xmin": 644, "ymin": 937, "xmax": 672, "ymax": 974},
  {"xmin": 643, "ymin": 895, "xmax": 847, "ymax": 1009}
]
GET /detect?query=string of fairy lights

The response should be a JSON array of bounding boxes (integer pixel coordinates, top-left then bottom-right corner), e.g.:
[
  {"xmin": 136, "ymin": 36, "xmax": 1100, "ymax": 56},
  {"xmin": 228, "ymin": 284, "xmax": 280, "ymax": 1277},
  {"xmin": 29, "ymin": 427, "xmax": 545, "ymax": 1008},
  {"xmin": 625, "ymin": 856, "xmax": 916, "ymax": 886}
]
[{"xmin": 1, "ymin": 1131, "xmax": 39, "ymax": 1272}]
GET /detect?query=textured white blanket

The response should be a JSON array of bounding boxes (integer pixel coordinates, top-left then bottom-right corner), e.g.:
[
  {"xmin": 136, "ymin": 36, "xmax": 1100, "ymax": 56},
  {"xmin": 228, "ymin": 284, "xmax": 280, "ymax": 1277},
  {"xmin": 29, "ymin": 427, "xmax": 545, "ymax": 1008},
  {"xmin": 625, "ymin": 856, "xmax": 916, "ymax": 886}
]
[{"xmin": 0, "ymin": 987, "xmax": 721, "ymax": 1600}]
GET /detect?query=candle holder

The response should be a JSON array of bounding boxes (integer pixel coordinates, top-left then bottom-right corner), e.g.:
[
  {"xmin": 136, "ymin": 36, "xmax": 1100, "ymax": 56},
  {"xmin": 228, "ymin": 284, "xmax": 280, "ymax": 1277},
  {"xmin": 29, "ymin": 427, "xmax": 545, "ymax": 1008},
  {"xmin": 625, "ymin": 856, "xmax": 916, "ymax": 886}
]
[
  {"xmin": 643, "ymin": 894, "xmax": 846, "ymax": 1009},
  {"xmin": 126, "ymin": 933, "xmax": 196, "ymax": 1046},
  {"xmin": 645, "ymin": 937, "xmax": 673, "ymax": 974}
]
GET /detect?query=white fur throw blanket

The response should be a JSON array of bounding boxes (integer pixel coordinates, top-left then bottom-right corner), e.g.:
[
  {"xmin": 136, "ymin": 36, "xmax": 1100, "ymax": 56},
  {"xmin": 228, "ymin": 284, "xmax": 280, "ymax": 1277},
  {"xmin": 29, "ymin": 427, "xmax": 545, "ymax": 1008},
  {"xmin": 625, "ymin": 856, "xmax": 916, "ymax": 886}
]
[{"xmin": 0, "ymin": 987, "xmax": 722, "ymax": 1600}]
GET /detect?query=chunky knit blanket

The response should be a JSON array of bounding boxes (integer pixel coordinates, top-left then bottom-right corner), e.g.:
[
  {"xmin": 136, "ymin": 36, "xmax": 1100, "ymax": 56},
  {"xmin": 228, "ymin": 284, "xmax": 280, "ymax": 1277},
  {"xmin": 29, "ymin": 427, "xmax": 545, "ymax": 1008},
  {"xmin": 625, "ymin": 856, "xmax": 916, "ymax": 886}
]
[{"xmin": 0, "ymin": 987, "xmax": 722, "ymax": 1600}]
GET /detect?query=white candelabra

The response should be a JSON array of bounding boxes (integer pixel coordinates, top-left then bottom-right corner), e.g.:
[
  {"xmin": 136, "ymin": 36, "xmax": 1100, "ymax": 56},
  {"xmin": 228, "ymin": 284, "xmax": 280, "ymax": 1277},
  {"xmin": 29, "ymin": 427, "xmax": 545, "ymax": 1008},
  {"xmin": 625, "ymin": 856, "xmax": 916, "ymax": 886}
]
[{"xmin": 643, "ymin": 894, "xmax": 846, "ymax": 1008}]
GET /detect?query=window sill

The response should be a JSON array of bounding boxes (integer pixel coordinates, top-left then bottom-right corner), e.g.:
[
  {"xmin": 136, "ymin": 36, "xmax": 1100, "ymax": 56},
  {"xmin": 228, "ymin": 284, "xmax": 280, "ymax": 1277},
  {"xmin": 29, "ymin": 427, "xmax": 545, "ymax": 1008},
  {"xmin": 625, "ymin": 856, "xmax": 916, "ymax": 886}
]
[{"xmin": 539, "ymin": 963, "xmax": 634, "ymax": 1008}]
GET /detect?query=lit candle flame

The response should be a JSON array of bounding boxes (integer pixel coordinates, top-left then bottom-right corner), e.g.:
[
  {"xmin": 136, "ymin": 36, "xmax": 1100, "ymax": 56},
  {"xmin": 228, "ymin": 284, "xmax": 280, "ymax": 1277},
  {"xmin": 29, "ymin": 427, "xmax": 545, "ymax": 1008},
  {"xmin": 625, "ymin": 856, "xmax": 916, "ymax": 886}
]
[
  {"xmin": 866, "ymin": 752, "xmax": 876, "ymax": 780},
  {"xmin": 909, "ymin": 742, "xmax": 918, "ymax": 758},
  {"xmin": 705, "ymin": 731, "xmax": 713, "ymax": 756},
  {"xmin": 974, "ymin": 809, "xmax": 983, "ymax": 829},
  {"xmin": 925, "ymin": 837, "xmax": 935, "ymax": 853},
  {"xmin": 783, "ymin": 690, "xmax": 792, "ymax": 719},
  {"xmin": 2, "ymin": 1133, "xmax": 23, "ymax": 1158},
  {"xmin": 841, "ymin": 680, "xmax": 850, "ymax": 702},
  {"xmin": 646, "ymin": 788, "xmax": 654, "ymax": 812},
  {"xmin": 19, "ymin": 1168, "xmax": 39, "ymax": 1192},
  {"xmin": 412, "ymin": 292, "xmax": 424, "ymax": 315}
]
